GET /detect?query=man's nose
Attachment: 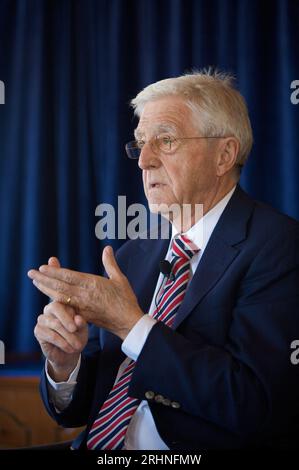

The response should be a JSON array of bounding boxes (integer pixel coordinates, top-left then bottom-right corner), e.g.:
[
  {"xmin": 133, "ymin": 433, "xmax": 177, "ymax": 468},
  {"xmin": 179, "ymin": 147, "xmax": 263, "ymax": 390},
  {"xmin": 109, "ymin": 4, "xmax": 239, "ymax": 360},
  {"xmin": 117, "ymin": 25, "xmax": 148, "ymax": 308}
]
[{"xmin": 138, "ymin": 143, "xmax": 161, "ymax": 170}]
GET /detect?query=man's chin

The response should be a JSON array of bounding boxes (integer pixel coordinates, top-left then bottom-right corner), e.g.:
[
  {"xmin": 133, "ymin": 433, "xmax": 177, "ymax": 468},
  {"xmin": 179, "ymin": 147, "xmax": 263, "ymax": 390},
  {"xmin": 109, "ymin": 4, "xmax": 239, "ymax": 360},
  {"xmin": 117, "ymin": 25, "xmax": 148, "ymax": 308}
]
[
  {"xmin": 148, "ymin": 202, "xmax": 165, "ymax": 214},
  {"xmin": 148, "ymin": 201, "xmax": 181, "ymax": 218}
]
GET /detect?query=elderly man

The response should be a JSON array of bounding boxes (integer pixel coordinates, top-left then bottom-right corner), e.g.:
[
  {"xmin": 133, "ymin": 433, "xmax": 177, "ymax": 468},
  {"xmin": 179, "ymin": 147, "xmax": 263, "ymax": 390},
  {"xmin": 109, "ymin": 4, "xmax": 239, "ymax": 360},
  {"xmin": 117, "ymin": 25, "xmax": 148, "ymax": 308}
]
[{"xmin": 28, "ymin": 71, "xmax": 299, "ymax": 450}]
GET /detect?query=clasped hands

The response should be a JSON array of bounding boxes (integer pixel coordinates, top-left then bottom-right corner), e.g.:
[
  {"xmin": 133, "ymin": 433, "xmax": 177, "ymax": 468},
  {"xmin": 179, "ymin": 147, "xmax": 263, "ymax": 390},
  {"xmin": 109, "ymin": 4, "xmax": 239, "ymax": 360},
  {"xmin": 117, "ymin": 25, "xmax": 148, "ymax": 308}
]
[{"xmin": 28, "ymin": 246, "xmax": 144, "ymax": 341}]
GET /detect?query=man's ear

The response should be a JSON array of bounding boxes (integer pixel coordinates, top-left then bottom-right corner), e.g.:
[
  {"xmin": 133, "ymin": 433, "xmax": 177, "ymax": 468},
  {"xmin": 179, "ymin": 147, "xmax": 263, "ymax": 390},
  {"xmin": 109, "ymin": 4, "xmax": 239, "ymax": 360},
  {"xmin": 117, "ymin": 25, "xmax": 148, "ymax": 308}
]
[{"xmin": 216, "ymin": 137, "xmax": 240, "ymax": 177}]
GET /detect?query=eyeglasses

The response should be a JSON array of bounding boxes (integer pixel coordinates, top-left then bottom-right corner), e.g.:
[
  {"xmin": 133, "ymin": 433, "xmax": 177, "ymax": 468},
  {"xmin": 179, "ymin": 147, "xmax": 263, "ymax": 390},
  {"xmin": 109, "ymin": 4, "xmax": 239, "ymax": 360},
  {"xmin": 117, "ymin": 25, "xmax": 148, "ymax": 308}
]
[{"xmin": 125, "ymin": 135, "xmax": 229, "ymax": 159}]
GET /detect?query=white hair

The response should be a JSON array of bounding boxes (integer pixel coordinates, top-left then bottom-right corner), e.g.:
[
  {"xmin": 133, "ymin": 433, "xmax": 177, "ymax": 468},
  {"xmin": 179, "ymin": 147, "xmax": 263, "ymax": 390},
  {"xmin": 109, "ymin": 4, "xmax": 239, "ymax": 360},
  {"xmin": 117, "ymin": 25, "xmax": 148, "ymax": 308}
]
[{"xmin": 131, "ymin": 69, "xmax": 253, "ymax": 169}]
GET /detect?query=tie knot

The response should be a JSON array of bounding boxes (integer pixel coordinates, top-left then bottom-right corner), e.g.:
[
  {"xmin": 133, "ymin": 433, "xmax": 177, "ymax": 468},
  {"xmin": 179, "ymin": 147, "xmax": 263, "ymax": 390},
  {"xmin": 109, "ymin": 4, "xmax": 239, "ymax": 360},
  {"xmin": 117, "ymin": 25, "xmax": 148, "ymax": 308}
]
[{"xmin": 172, "ymin": 234, "xmax": 199, "ymax": 261}]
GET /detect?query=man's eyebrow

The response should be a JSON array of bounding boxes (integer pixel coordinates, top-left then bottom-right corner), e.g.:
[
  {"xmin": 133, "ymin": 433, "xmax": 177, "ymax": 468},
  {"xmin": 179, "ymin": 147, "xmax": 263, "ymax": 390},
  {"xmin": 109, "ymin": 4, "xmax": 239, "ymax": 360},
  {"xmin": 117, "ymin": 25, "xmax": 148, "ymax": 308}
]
[{"xmin": 134, "ymin": 124, "xmax": 178, "ymax": 139}]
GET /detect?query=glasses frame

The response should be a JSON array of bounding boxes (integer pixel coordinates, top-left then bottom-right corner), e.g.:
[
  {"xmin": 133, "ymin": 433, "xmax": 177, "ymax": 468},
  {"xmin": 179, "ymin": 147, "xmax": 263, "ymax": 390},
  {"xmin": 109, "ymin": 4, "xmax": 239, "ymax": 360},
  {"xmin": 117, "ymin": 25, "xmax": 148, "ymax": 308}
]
[{"xmin": 125, "ymin": 135, "xmax": 231, "ymax": 159}]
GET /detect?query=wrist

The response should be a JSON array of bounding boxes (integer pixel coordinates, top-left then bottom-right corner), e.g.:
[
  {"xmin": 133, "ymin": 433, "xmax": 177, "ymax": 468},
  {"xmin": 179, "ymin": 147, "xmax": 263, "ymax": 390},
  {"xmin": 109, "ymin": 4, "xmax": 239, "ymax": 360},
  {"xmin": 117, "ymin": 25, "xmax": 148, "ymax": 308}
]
[
  {"xmin": 117, "ymin": 310, "xmax": 144, "ymax": 341},
  {"xmin": 47, "ymin": 356, "xmax": 79, "ymax": 382}
]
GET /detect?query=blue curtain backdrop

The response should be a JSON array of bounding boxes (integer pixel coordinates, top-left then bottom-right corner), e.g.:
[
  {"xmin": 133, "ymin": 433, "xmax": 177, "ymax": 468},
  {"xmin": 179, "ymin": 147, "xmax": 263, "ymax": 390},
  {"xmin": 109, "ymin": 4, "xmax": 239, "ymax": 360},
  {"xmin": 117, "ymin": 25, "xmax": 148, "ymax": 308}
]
[{"xmin": 0, "ymin": 0, "xmax": 298, "ymax": 356}]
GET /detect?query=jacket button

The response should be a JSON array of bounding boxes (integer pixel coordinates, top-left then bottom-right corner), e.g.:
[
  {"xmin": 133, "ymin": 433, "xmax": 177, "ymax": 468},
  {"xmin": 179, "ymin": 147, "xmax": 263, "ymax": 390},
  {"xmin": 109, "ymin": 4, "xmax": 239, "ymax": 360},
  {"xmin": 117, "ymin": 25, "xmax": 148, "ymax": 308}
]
[
  {"xmin": 162, "ymin": 398, "xmax": 171, "ymax": 406},
  {"xmin": 171, "ymin": 401, "xmax": 181, "ymax": 409},
  {"xmin": 154, "ymin": 394, "xmax": 164, "ymax": 403},
  {"xmin": 145, "ymin": 391, "xmax": 155, "ymax": 400}
]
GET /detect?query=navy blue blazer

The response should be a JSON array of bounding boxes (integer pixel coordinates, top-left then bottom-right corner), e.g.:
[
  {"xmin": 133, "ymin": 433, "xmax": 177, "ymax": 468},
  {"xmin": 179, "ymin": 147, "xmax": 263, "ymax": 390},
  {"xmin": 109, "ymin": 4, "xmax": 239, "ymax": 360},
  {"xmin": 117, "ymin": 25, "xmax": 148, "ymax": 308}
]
[{"xmin": 40, "ymin": 185, "xmax": 299, "ymax": 449}]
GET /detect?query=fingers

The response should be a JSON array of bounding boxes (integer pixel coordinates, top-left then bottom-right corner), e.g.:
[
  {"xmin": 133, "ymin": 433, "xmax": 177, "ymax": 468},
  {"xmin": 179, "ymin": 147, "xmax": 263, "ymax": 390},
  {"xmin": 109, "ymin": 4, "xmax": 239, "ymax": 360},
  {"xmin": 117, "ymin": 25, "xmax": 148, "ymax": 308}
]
[
  {"xmin": 28, "ymin": 270, "xmax": 76, "ymax": 304},
  {"xmin": 37, "ymin": 313, "xmax": 82, "ymax": 351},
  {"xmin": 34, "ymin": 323, "xmax": 78, "ymax": 354},
  {"xmin": 28, "ymin": 264, "xmax": 99, "ymax": 308},
  {"xmin": 32, "ymin": 280, "xmax": 71, "ymax": 305},
  {"xmin": 43, "ymin": 302, "xmax": 87, "ymax": 338},
  {"xmin": 40, "ymin": 266, "xmax": 91, "ymax": 287},
  {"xmin": 48, "ymin": 257, "xmax": 61, "ymax": 268},
  {"xmin": 102, "ymin": 245, "xmax": 124, "ymax": 280},
  {"xmin": 28, "ymin": 266, "xmax": 94, "ymax": 290},
  {"xmin": 34, "ymin": 302, "xmax": 87, "ymax": 354},
  {"xmin": 74, "ymin": 314, "xmax": 87, "ymax": 330},
  {"xmin": 48, "ymin": 257, "xmax": 61, "ymax": 302},
  {"xmin": 44, "ymin": 302, "xmax": 77, "ymax": 332}
]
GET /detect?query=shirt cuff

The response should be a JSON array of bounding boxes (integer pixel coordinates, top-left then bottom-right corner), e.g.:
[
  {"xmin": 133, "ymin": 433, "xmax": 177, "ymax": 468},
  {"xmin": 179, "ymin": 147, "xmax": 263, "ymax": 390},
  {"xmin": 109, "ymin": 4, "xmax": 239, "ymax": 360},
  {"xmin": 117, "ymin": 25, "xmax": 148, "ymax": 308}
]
[
  {"xmin": 122, "ymin": 315, "xmax": 157, "ymax": 361},
  {"xmin": 46, "ymin": 355, "xmax": 81, "ymax": 390}
]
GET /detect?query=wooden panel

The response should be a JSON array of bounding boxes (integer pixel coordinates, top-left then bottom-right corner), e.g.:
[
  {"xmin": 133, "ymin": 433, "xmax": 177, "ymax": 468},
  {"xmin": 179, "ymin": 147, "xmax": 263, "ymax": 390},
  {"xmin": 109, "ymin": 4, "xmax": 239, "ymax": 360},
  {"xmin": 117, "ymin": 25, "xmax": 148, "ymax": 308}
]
[
  {"xmin": 0, "ymin": 376, "xmax": 85, "ymax": 448},
  {"xmin": 0, "ymin": 408, "xmax": 31, "ymax": 447}
]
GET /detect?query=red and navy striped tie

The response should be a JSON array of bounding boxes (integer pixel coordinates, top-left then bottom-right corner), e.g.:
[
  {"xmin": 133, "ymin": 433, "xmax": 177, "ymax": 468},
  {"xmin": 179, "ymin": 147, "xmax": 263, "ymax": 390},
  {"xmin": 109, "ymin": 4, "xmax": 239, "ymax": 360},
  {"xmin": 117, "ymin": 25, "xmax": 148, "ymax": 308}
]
[{"xmin": 86, "ymin": 234, "xmax": 199, "ymax": 450}]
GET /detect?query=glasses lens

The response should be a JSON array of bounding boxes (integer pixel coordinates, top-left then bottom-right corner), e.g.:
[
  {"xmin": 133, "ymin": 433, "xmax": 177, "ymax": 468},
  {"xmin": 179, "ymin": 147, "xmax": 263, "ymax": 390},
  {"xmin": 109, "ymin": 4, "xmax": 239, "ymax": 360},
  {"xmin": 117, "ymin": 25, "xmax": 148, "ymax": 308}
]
[
  {"xmin": 125, "ymin": 141, "xmax": 140, "ymax": 159},
  {"xmin": 158, "ymin": 136, "xmax": 174, "ymax": 153}
]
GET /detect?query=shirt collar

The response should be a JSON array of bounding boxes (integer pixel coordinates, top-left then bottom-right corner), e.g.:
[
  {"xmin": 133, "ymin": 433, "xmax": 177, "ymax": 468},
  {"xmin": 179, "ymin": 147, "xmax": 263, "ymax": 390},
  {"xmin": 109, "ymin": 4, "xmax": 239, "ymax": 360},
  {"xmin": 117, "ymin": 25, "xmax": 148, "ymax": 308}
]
[{"xmin": 171, "ymin": 185, "xmax": 236, "ymax": 252}]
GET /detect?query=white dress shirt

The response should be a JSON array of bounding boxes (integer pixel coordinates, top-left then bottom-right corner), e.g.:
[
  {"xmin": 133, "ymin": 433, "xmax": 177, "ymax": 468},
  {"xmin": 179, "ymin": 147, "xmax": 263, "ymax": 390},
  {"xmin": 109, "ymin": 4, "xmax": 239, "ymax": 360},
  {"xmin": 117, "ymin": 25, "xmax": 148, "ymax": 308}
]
[{"xmin": 46, "ymin": 185, "xmax": 236, "ymax": 449}]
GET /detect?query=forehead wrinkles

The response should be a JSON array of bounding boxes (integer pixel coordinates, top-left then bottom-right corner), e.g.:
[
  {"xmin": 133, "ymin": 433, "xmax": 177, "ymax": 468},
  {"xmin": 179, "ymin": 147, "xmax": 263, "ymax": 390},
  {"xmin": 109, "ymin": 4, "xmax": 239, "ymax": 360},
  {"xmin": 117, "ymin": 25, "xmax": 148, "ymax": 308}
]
[{"xmin": 135, "ymin": 101, "xmax": 193, "ymax": 138}]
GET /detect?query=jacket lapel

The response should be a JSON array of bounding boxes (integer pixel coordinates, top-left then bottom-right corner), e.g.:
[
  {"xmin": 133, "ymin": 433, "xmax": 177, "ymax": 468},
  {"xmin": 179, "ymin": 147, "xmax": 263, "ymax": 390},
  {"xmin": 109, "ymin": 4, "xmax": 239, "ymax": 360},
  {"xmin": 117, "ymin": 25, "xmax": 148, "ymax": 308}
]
[{"xmin": 172, "ymin": 185, "xmax": 255, "ymax": 328}]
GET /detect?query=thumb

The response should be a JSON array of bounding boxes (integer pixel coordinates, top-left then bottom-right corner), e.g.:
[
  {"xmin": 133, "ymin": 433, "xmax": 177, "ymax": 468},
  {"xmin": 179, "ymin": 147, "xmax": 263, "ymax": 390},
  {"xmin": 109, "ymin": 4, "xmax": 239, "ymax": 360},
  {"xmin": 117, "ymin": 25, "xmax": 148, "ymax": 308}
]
[
  {"xmin": 102, "ymin": 246, "xmax": 123, "ymax": 280},
  {"xmin": 48, "ymin": 256, "xmax": 61, "ymax": 268}
]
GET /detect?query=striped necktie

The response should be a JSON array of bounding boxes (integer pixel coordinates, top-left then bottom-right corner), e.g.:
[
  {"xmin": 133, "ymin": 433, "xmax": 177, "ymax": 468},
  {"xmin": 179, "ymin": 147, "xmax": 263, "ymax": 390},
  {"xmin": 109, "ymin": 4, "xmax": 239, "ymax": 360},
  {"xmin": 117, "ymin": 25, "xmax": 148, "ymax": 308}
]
[{"xmin": 86, "ymin": 234, "xmax": 199, "ymax": 450}]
